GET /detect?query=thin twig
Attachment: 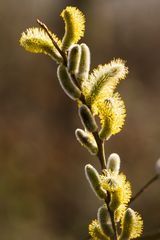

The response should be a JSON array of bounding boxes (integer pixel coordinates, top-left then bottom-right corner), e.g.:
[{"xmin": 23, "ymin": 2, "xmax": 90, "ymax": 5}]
[
  {"xmin": 37, "ymin": 19, "xmax": 67, "ymax": 65},
  {"xmin": 130, "ymin": 174, "xmax": 159, "ymax": 204}
]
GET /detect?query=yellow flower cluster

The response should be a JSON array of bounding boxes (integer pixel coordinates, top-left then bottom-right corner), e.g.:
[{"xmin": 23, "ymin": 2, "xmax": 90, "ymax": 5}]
[
  {"xmin": 89, "ymin": 169, "xmax": 143, "ymax": 239},
  {"xmin": 100, "ymin": 170, "xmax": 131, "ymax": 219}
]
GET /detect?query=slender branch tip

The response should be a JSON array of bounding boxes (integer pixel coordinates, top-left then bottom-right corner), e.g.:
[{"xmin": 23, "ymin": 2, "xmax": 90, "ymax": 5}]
[
  {"xmin": 130, "ymin": 174, "xmax": 159, "ymax": 204},
  {"xmin": 36, "ymin": 18, "xmax": 67, "ymax": 65}
]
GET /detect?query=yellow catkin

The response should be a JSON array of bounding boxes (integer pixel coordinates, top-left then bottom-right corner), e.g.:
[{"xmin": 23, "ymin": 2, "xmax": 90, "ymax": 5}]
[
  {"xmin": 100, "ymin": 171, "xmax": 132, "ymax": 214},
  {"xmin": 82, "ymin": 59, "xmax": 128, "ymax": 106},
  {"xmin": 89, "ymin": 219, "xmax": 110, "ymax": 240},
  {"xmin": 61, "ymin": 6, "xmax": 85, "ymax": 50},
  {"xmin": 97, "ymin": 92, "xmax": 126, "ymax": 139},
  {"xmin": 120, "ymin": 208, "xmax": 143, "ymax": 239},
  {"xmin": 20, "ymin": 27, "xmax": 62, "ymax": 62}
]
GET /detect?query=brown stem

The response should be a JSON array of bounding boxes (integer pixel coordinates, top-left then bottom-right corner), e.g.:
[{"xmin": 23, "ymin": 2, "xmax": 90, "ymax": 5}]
[
  {"xmin": 109, "ymin": 209, "xmax": 118, "ymax": 240},
  {"xmin": 105, "ymin": 194, "xmax": 118, "ymax": 240},
  {"xmin": 37, "ymin": 19, "xmax": 67, "ymax": 65},
  {"xmin": 130, "ymin": 174, "xmax": 159, "ymax": 204}
]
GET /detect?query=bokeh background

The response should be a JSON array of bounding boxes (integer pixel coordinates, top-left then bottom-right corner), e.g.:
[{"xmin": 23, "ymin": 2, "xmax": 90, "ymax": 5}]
[{"xmin": 0, "ymin": 0, "xmax": 160, "ymax": 239}]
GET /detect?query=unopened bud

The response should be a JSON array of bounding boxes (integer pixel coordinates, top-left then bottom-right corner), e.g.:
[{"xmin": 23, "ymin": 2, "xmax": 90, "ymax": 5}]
[
  {"xmin": 107, "ymin": 153, "xmax": 121, "ymax": 174},
  {"xmin": 77, "ymin": 43, "xmax": 90, "ymax": 82},
  {"xmin": 97, "ymin": 205, "xmax": 114, "ymax": 237},
  {"xmin": 79, "ymin": 105, "xmax": 98, "ymax": 132},
  {"xmin": 85, "ymin": 164, "xmax": 106, "ymax": 199},
  {"xmin": 57, "ymin": 64, "xmax": 81, "ymax": 100},
  {"xmin": 75, "ymin": 129, "xmax": 98, "ymax": 155},
  {"xmin": 68, "ymin": 44, "xmax": 81, "ymax": 75}
]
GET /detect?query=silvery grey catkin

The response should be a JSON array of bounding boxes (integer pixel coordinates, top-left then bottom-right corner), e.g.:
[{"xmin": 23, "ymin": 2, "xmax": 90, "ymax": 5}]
[
  {"xmin": 77, "ymin": 43, "xmax": 90, "ymax": 82},
  {"xmin": 78, "ymin": 104, "xmax": 98, "ymax": 132},
  {"xmin": 107, "ymin": 153, "xmax": 121, "ymax": 175},
  {"xmin": 97, "ymin": 205, "xmax": 114, "ymax": 237},
  {"xmin": 75, "ymin": 129, "xmax": 98, "ymax": 155},
  {"xmin": 57, "ymin": 64, "xmax": 81, "ymax": 100},
  {"xmin": 68, "ymin": 44, "xmax": 81, "ymax": 75},
  {"xmin": 85, "ymin": 164, "xmax": 106, "ymax": 199}
]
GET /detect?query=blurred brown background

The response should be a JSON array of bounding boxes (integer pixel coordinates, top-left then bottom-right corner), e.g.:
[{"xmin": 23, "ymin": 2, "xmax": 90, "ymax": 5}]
[{"xmin": 0, "ymin": 0, "xmax": 160, "ymax": 239}]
